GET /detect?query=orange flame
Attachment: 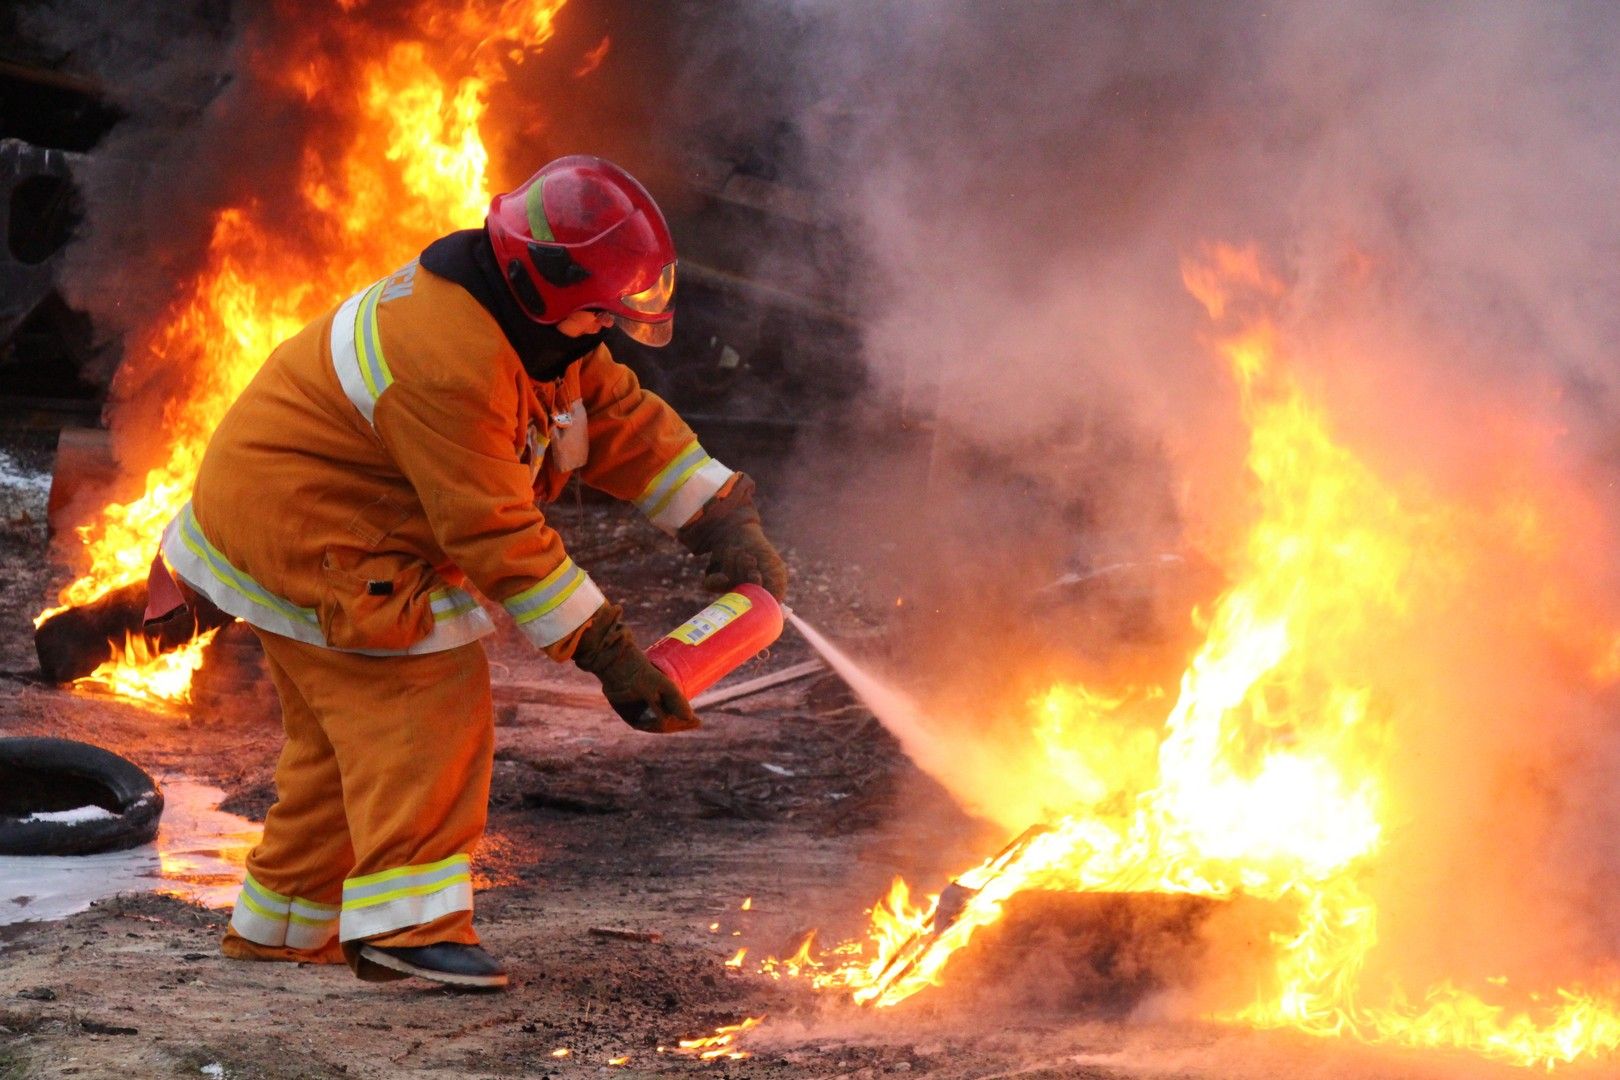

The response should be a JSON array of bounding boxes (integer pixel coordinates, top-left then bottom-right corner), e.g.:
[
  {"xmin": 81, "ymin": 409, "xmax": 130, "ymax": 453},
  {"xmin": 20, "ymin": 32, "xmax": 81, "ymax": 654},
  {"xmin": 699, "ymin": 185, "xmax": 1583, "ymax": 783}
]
[
  {"xmin": 751, "ymin": 243, "xmax": 1620, "ymax": 1070},
  {"xmin": 71, "ymin": 628, "xmax": 219, "ymax": 706},
  {"xmin": 668, "ymin": 1016, "xmax": 762, "ymax": 1061},
  {"xmin": 574, "ymin": 35, "xmax": 611, "ymax": 78},
  {"xmin": 39, "ymin": 1, "xmax": 569, "ymax": 703}
]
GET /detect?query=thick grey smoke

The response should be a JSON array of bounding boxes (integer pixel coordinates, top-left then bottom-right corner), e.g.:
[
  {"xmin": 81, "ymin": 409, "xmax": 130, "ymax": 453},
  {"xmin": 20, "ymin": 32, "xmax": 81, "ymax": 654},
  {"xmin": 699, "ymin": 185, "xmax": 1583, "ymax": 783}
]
[
  {"xmin": 684, "ymin": 0, "xmax": 1620, "ymax": 1060},
  {"xmin": 22, "ymin": 0, "xmax": 240, "ymax": 377},
  {"xmin": 27, "ymin": 0, "xmax": 1620, "ymax": 1059}
]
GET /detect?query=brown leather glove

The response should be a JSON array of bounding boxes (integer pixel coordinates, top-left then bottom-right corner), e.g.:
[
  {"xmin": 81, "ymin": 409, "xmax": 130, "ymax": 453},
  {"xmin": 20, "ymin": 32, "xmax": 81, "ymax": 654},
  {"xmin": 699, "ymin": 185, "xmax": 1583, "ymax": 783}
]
[
  {"xmin": 572, "ymin": 601, "xmax": 699, "ymax": 733},
  {"xmin": 677, "ymin": 473, "xmax": 789, "ymax": 602}
]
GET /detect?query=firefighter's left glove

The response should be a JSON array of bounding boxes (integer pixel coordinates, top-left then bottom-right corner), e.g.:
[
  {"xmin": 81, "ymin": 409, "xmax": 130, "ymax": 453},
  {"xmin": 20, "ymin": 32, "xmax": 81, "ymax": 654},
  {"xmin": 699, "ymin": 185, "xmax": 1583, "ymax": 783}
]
[
  {"xmin": 572, "ymin": 601, "xmax": 699, "ymax": 734},
  {"xmin": 677, "ymin": 472, "xmax": 789, "ymax": 602}
]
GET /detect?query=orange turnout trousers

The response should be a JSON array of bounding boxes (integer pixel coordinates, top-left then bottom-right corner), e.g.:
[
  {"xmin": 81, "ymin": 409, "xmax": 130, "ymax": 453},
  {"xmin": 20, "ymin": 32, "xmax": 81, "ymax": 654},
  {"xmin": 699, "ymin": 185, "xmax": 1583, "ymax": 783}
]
[{"xmin": 221, "ymin": 629, "xmax": 493, "ymax": 966}]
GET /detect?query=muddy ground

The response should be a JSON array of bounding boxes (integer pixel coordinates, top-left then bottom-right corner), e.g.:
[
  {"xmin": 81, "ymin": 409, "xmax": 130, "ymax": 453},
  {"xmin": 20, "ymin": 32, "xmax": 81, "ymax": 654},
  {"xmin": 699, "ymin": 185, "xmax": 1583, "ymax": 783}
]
[{"xmin": 0, "ymin": 434, "xmax": 1542, "ymax": 1080}]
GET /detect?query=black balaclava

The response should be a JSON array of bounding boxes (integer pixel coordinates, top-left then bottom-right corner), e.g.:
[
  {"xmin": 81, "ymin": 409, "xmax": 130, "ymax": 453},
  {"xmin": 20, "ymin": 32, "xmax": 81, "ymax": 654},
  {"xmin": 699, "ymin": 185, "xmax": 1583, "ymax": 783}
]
[{"xmin": 420, "ymin": 228, "xmax": 606, "ymax": 382}]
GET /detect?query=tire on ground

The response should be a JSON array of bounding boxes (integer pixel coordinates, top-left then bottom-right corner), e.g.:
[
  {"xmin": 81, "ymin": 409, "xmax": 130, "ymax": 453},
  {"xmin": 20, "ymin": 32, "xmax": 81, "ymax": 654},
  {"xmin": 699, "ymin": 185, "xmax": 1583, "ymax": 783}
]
[{"xmin": 0, "ymin": 737, "xmax": 164, "ymax": 855}]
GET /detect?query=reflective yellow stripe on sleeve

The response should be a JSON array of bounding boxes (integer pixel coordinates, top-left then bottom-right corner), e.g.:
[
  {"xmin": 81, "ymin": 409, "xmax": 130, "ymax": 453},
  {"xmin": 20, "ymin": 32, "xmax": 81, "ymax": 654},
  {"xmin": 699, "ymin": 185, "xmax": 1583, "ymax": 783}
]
[
  {"xmin": 501, "ymin": 558, "xmax": 607, "ymax": 648},
  {"xmin": 634, "ymin": 441, "xmax": 735, "ymax": 534}
]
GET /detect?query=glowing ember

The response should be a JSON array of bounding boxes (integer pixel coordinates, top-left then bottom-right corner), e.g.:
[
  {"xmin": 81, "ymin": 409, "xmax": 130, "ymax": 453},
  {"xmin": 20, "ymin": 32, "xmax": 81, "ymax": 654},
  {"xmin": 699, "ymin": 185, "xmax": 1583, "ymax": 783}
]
[
  {"xmin": 724, "ymin": 947, "xmax": 748, "ymax": 968},
  {"xmin": 668, "ymin": 1016, "xmax": 762, "ymax": 1061},
  {"xmin": 38, "ymin": 0, "xmax": 569, "ymax": 703},
  {"xmin": 749, "ymin": 244, "xmax": 1620, "ymax": 1070}
]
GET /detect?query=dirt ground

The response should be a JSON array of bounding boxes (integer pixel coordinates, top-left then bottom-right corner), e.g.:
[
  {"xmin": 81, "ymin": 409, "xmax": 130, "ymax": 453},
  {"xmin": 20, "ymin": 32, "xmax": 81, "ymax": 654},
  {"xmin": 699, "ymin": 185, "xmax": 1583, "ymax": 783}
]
[
  {"xmin": 0, "ymin": 436, "xmax": 1545, "ymax": 1080},
  {"xmin": 0, "ymin": 433, "xmax": 1063, "ymax": 1080}
]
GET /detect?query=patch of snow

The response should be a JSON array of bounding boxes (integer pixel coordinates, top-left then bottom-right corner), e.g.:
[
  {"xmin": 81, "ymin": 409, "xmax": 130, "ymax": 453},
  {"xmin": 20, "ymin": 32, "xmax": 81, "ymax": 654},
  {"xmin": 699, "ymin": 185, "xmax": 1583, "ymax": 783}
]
[
  {"xmin": 0, "ymin": 449, "xmax": 50, "ymax": 496},
  {"xmin": 0, "ymin": 777, "xmax": 261, "ymax": 927},
  {"xmin": 200, "ymin": 1064, "xmax": 226, "ymax": 1079},
  {"xmin": 19, "ymin": 805, "xmax": 118, "ymax": 825}
]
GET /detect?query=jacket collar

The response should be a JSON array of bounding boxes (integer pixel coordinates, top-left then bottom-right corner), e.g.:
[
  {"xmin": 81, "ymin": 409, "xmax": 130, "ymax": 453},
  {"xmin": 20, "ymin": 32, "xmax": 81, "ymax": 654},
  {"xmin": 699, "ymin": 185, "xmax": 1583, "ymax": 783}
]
[{"xmin": 419, "ymin": 228, "xmax": 606, "ymax": 382}]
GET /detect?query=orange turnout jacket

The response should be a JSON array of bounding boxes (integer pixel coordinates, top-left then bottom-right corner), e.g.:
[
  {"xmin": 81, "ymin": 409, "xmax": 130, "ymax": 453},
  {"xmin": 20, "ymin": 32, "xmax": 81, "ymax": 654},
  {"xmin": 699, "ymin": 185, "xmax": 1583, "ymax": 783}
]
[{"xmin": 163, "ymin": 257, "xmax": 733, "ymax": 657}]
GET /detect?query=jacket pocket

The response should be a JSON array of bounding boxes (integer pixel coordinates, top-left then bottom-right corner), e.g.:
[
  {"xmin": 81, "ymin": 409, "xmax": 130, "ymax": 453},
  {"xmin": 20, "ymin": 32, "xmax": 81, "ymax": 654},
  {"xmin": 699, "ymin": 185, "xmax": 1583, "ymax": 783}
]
[
  {"xmin": 318, "ymin": 545, "xmax": 435, "ymax": 651},
  {"xmin": 550, "ymin": 397, "xmax": 589, "ymax": 473}
]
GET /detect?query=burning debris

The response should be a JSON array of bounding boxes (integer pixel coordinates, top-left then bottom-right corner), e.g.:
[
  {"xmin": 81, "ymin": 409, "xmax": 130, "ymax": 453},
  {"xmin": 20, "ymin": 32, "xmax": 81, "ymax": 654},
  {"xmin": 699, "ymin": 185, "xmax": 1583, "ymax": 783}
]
[
  {"xmin": 697, "ymin": 245, "xmax": 1620, "ymax": 1071},
  {"xmin": 31, "ymin": 0, "xmax": 572, "ymax": 703},
  {"xmin": 10, "ymin": 0, "xmax": 1620, "ymax": 1075}
]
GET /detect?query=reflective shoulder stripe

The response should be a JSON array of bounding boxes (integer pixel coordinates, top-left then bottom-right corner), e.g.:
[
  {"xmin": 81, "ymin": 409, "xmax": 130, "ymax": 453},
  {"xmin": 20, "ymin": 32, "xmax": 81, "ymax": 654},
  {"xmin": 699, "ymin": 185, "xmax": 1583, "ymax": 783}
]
[
  {"xmin": 501, "ymin": 558, "xmax": 607, "ymax": 648},
  {"xmin": 161, "ymin": 501, "xmax": 495, "ymax": 655},
  {"xmin": 330, "ymin": 278, "xmax": 392, "ymax": 427},
  {"xmin": 635, "ymin": 441, "xmax": 735, "ymax": 534},
  {"xmin": 338, "ymin": 854, "xmax": 473, "ymax": 942}
]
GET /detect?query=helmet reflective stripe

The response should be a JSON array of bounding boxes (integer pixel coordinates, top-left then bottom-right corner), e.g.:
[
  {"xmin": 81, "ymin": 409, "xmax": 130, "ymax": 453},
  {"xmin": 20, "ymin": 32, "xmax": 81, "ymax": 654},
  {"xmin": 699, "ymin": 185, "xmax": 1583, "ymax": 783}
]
[{"xmin": 524, "ymin": 176, "xmax": 555, "ymax": 243}]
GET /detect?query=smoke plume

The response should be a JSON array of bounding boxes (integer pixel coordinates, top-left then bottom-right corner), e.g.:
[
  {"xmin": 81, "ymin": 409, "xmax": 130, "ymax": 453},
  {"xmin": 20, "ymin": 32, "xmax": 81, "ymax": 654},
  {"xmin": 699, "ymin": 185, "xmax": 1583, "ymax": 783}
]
[{"xmin": 687, "ymin": 0, "xmax": 1620, "ymax": 1059}]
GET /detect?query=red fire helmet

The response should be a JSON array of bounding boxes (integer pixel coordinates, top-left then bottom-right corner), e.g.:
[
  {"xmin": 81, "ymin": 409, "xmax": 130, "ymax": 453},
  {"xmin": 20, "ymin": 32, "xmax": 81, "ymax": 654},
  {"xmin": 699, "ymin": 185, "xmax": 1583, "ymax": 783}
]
[{"xmin": 487, "ymin": 155, "xmax": 676, "ymax": 347}]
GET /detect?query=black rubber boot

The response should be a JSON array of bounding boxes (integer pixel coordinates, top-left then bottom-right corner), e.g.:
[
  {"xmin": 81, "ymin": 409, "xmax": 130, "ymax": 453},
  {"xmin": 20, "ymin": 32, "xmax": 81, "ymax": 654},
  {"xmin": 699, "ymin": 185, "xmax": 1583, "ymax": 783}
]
[{"xmin": 355, "ymin": 942, "xmax": 509, "ymax": 989}]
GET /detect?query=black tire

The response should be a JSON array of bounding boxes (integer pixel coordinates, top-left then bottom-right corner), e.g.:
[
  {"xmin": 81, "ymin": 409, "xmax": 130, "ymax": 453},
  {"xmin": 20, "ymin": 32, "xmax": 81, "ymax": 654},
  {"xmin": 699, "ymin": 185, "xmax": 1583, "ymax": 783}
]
[{"xmin": 0, "ymin": 737, "xmax": 164, "ymax": 855}]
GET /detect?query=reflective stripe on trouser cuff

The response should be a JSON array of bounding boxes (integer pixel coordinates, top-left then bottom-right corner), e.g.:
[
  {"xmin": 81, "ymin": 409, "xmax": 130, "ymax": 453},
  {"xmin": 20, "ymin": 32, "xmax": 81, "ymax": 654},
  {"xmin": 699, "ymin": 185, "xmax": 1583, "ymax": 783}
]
[
  {"xmin": 502, "ymin": 559, "xmax": 607, "ymax": 648},
  {"xmin": 286, "ymin": 897, "xmax": 342, "ymax": 950},
  {"xmin": 330, "ymin": 278, "xmax": 392, "ymax": 427},
  {"xmin": 161, "ymin": 501, "xmax": 496, "ymax": 655},
  {"xmin": 228, "ymin": 874, "xmax": 340, "ymax": 949},
  {"xmin": 338, "ymin": 854, "xmax": 474, "ymax": 941},
  {"xmin": 636, "ymin": 443, "xmax": 735, "ymax": 534}
]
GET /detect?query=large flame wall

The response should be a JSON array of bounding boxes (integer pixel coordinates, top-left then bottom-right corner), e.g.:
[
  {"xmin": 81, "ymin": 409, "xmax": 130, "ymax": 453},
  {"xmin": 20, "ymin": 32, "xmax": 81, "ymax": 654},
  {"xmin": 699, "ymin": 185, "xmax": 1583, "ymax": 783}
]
[{"xmin": 37, "ymin": 0, "xmax": 573, "ymax": 698}]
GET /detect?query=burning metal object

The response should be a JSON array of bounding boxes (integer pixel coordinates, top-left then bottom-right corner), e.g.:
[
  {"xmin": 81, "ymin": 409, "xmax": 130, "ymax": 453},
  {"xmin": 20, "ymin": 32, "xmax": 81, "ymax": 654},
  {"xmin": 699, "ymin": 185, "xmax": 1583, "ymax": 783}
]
[
  {"xmin": 862, "ymin": 825, "xmax": 1053, "ymax": 1004},
  {"xmin": 33, "ymin": 579, "xmax": 231, "ymax": 690}
]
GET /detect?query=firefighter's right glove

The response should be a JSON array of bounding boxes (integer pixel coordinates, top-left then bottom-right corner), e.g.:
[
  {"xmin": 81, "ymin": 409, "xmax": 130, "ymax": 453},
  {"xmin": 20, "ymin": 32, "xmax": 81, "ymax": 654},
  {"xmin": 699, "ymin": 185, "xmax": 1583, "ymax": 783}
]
[
  {"xmin": 572, "ymin": 601, "xmax": 699, "ymax": 734},
  {"xmin": 677, "ymin": 472, "xmax": 789, "ymax": 602}
]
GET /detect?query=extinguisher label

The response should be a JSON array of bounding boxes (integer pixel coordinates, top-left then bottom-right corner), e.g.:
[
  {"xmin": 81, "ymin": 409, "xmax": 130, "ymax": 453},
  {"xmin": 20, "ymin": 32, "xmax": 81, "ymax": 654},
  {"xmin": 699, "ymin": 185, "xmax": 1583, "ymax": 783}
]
[{"xmin": 668, "ymin": 593, "xmax": 753, "ymax": 646}]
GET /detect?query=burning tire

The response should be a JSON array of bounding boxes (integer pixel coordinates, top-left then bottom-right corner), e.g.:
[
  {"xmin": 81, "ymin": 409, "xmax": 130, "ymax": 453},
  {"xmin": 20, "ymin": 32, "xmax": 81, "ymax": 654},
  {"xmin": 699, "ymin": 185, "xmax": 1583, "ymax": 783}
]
[{"xmin": 0, "ymin": 737, "xmax": 164, "ymax": 855}]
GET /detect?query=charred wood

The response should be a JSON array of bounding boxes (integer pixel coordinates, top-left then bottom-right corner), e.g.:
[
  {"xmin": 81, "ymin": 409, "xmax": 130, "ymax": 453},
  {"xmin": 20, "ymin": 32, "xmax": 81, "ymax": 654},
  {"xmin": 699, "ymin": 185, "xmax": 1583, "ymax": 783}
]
[{"xmin": 33, "ymin": 580, "xmax": 233, "ymax": 683}]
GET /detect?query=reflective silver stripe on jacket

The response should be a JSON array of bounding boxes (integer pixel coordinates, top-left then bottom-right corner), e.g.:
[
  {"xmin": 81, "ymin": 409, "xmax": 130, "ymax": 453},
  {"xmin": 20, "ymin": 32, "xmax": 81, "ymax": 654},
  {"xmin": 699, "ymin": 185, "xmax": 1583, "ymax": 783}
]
[
  {"xmin": 161, "ymin": 500, "xmax": 494, "ymax": 655},
  {"xmin": 502, "ymin": 556, "xmax": 606, "ymax": 648},
  {"xmin": 635, "ymin": 441, "xmax": 735, "ymax": 534},
  {"xmin": 163, "ymin": 503, "xmax": 321, "ymax": 644}
]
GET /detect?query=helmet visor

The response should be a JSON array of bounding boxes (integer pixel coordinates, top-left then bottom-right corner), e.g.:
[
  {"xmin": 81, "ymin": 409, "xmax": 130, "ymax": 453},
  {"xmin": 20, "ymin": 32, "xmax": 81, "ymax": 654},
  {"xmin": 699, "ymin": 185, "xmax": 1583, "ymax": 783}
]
[
  {"xmin": 616, "ymin": 314, "xmax": 674, "ymax": 348},
  {"xmin": 621, "ymin": 262, "xmax": 676, "ymax": 315}
]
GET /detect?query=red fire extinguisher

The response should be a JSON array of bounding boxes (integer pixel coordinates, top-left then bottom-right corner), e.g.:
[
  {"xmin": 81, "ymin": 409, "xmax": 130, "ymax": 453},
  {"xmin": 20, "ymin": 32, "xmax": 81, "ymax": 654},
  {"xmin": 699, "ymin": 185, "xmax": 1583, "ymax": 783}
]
[{"xmin": 612, "ymin": 583, "xmax": 784, "ymax": 728}]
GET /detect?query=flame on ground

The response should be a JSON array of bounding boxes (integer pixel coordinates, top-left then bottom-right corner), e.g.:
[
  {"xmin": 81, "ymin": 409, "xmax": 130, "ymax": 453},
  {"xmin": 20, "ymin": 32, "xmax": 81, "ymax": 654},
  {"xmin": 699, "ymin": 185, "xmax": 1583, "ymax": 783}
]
[
  {"xmin": 750, "ymin": 244, "xmax": 1620, "ymax": 1071},
  {"xmin": 71, "ymin": 629, "xmax": 219, "ymax": 706},
  {"xmin": 666, "ymin": 1016, "xmax": 763, "ymax": 1062},
  {"xmin": 38, "ymin": 0, "xmax": 569, "ymax": 703}
]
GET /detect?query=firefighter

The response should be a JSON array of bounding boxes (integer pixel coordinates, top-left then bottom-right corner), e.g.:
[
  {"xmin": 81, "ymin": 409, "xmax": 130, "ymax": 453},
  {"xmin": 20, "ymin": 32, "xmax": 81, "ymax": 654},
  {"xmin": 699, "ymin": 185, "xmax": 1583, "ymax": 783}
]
[{"xmin": 159, "ymin": 156, "xmax": 788, "ymax": 989}]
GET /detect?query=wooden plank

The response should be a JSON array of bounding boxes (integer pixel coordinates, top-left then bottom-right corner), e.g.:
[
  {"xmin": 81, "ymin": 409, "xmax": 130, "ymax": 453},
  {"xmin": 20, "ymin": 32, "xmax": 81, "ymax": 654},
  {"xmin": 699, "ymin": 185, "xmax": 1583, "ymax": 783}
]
[{"xmin": 692, "ymin": 658, "xmax": 825, "ymax": 710}]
